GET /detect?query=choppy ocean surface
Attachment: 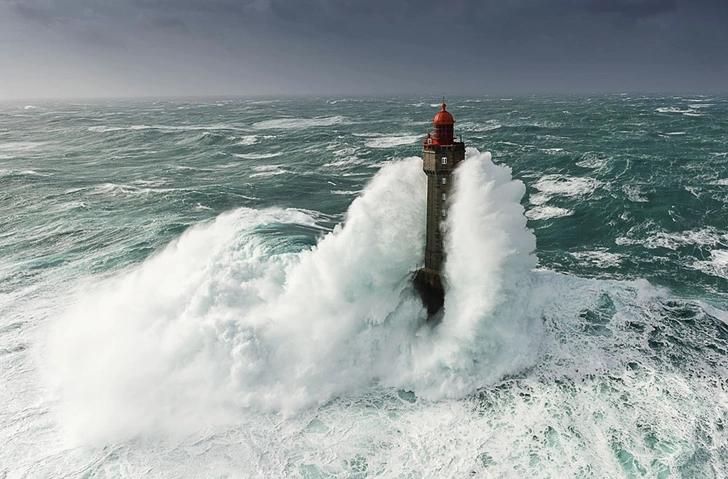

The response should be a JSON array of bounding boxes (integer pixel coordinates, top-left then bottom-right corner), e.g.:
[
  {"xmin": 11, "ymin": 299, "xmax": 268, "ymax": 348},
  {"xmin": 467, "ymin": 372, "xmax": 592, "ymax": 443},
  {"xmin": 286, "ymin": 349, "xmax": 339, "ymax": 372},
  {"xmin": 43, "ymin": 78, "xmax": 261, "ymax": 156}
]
[{"xmin": 1, "ymin": 95, "xmax": 728, "ymax": 478}]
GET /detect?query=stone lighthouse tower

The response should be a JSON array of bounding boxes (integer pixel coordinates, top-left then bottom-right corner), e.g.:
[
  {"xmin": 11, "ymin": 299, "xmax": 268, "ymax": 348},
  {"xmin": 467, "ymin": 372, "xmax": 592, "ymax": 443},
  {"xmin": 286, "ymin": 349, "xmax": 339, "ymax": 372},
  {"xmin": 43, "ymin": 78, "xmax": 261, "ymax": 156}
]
[{"xmin": 414, "ymin": 102, "xmax": 466, "ymax": 316}]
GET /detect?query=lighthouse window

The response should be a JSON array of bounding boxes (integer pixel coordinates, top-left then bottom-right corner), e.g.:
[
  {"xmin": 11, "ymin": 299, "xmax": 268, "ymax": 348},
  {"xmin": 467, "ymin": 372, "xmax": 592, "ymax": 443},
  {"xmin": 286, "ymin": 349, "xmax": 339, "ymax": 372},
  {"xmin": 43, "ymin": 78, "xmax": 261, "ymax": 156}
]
[
  {"xmin": 441, "ymin": 157, "xmax": 447, "ymax": 165},
  {"xmin": 442, "ymin": 193, "xmax": 446, "ymax": 200},
  {"xmin": 441, "ymin": 177, "xmax": 447, "ymax": 185},
  {"xmin": 442, "ymin": 209, "xmax": 446, "ymax": 216}
]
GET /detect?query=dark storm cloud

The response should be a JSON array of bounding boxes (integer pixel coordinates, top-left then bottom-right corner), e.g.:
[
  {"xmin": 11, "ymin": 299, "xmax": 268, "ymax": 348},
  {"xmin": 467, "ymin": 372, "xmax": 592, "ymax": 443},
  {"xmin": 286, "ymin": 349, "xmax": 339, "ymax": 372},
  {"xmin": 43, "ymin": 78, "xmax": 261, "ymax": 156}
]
[
  {"xmin": 139, "ymin": 14, "xmax": 188, "ymax": 32},
  {"xmin": 1, "ymin": 0, "xmax": 727, "ymax": 98},
  {"xmin": 5, "ymin": 0, "xmax": 727, "ymax": 30},
  {"xmin": 588, "ymin": 0, "xmax": 676, "ymax": 19},
  {"xmin": 9, "ymin": 1, "xmax": 57, "ymax": 25}
]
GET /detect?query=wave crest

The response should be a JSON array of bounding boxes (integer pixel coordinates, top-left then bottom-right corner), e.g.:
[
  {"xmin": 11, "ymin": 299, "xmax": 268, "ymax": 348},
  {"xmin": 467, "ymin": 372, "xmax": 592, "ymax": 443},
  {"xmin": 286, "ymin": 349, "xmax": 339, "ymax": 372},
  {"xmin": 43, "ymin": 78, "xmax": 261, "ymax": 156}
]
[{"xmin": 48, "ymin": 150, "xmax": 543, "ymax": 443}]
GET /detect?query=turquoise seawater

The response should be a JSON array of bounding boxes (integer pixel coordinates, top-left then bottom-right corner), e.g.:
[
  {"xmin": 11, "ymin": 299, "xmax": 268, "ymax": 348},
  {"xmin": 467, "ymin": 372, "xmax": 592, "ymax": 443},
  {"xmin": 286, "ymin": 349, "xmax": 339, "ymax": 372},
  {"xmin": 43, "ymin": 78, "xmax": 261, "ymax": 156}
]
[{"xmin": 1, "ymin": 96, "xmax": 728, "ymax": 477}]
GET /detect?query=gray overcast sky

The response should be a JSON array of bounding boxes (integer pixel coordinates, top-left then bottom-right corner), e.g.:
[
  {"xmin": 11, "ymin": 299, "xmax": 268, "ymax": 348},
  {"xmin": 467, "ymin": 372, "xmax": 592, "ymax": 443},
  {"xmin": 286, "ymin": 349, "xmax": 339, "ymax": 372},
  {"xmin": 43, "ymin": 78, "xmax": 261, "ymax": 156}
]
[{"xmin": 1, "ymin": 0, "xmax": 726, "ymax": 99}]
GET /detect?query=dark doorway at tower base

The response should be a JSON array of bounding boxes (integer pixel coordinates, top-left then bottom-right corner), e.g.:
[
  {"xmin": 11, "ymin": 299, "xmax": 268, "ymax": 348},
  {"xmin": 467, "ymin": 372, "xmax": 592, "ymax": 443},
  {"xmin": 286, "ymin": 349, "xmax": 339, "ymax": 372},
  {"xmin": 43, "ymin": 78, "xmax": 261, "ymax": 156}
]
[{"xmin": 413, "ymin": 268, "xmax": 445, "ymax": 320}]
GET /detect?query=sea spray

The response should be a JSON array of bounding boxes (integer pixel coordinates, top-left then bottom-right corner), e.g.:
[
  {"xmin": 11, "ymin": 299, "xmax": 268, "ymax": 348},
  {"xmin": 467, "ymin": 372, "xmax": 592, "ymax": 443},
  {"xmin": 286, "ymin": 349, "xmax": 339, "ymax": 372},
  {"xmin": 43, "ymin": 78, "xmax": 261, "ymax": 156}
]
[
  {"xmin": 232, "ymin": 156, "xmax": 427, "ymax": 413},
  {"xmin": 444, "ymin": 149, "xmax": 537, "ymax": 337},
  {"xmin": 47, "ymin": 157, "xmax": 427, "ymax": 441},
  {"xmin": 47, "ymin": 149, "xmax": 543, "ymax": 442},
  {"xmin": 392, "ymin": 149, "xmax": 541, "ymax": 398},
  {"xmin": 47, "ymin": 207, "xmax": 314, "ymax": 441}
]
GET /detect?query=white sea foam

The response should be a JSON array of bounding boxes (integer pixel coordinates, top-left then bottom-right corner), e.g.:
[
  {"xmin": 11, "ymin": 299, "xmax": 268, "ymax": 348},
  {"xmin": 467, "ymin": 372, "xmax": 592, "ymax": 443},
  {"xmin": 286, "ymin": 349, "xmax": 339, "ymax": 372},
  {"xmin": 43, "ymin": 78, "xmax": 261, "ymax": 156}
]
[
  {"xmin": 249, "ymin": 165, "xmax": 288, "ymax": 177},
  {"xmin": 331, "ymin": 190, "xmax": 360, "ymax": 195},
  {"xmin": 655, "ymin": 106, "xmax": 702, "ymax": 117},
  {"xmin": 327, "ymin": 146, "xmax": 357, "ymax": 156},
  {"xmin": 541, "ymin": 147, "xmax": 564, "ymax": 154},
  {"xmin": 692, "ymin": 250, "xmax": 728, "ymax": 280},
  {"xmin": 323, "ymin": 157, "xmax": 367, "ymax": 169},
  {"xmin": 252, "ymin": 116, "xmax": 345, "ymax": 130},
  {"xmin": 233, "ymin": 152, "xmax": 282, "ymax": 160},
  {"xmin": 623, "ymin": 184, "xmax": 649, "ymax": 203},
  {"xmin": 656, "ymin": 107, "xmax": 691, "ymax": 114},
  {"xmin": 0, "ymin": 141, "xmax": 45, "ymax": 151},
  {"xmin": 235, "ymin": 135, "xmax": 259, "ymax": 146},
  {"xmin": 534, "ymin": 174, "xmax": 600, "ymax": 196},
  {"xmin": 0, "ymin": 168, "xmax": 49, "ymax": 178},
  {"xmin": 528, "ymin": 192, "xmax": 551, "ymax": 205},
  {"xmin": 570, "ymin": 250, "xmax": 622, "ymax": 268},
  {"xmin": 322, "ymin": 146, "xmax": 364, "ymax": 168},
  {"xmin": 87, "ymin": 126, "xmax": 127, "ymax": 132},
  {"xmin": 90, "ymin": 182, "xmax": 174, "ymax": 196},
  {"xmin": 532, "ymin": 174, "xmax": 600, "ymax": 204},
  {"xmin": 482, "ymin": 122, "xmax": 503, "ymax": 131},
  {"xmin": 526, "ymin": 206, "xmax": 574, "ymax": 220},
  {"xmin": 457, "ymin": 121, "xmax": 502, "ymax": 132},
  {"xmin": 617, "ymin": 227, "xmax": 728, "ymax": 250},
  {"xmin": 576, "ymin": 155, "xmax": 608, "ymax": 169},
  {"xmin": 646, "ymin": 229, "xmax": 728, "ymax": 250},
  {"xmin": 132, "ymin": 179, "xmax": 168, "ymax": 188},
  {"xmin": 88, "ymin": 124, "xmax": 245, "ymax": 133},
  {"xmin": 364, "ymin": 135, "xmax": 420, "ymax": 148}
]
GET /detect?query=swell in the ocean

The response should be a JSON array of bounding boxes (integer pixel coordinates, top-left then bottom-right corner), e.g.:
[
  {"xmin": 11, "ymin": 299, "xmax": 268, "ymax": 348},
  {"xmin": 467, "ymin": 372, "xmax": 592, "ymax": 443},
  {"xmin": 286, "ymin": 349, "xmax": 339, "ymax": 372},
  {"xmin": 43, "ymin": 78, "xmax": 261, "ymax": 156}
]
[{"xmin": 46, "ymin": 148, "xmax": 544, "ymax": 442}]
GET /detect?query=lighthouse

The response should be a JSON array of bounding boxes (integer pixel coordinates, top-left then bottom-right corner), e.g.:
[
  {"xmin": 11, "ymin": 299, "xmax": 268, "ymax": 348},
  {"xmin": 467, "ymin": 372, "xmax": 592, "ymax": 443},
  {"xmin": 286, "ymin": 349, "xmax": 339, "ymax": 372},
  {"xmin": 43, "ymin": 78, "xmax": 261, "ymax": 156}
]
[{"xmin": 413, "ymin": 102, "xmax": 466, "ymax": 316}]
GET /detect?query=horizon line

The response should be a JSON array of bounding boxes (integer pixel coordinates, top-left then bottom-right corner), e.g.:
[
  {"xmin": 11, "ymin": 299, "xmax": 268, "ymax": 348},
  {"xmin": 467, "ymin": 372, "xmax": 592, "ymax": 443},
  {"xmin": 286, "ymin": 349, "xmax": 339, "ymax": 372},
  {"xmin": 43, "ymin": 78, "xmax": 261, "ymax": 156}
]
[{"xmin": 1, "ymin": 90, "xmax": 726, "ymax": 104}]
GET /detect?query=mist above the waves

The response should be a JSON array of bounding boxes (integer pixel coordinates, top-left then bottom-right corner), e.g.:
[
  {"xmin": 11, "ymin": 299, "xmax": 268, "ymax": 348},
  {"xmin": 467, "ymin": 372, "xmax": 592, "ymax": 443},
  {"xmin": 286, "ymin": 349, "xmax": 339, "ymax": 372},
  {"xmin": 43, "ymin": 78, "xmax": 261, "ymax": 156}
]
[{"xmin": 46, "ymin": 149, "xmax": 541, "ymax": 443}]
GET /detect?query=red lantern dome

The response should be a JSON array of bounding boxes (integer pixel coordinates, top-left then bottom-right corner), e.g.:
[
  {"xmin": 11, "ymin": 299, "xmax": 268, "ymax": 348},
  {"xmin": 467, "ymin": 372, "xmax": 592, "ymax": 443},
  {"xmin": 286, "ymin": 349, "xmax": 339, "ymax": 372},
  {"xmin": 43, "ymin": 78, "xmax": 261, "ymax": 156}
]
[
  {"xmin": 432, "ymin": 103, "xmax": 455, "ymax": 145},
  {"xmin": 433, "ymin": 103, "xmax": 455, "ymax": 125}
]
